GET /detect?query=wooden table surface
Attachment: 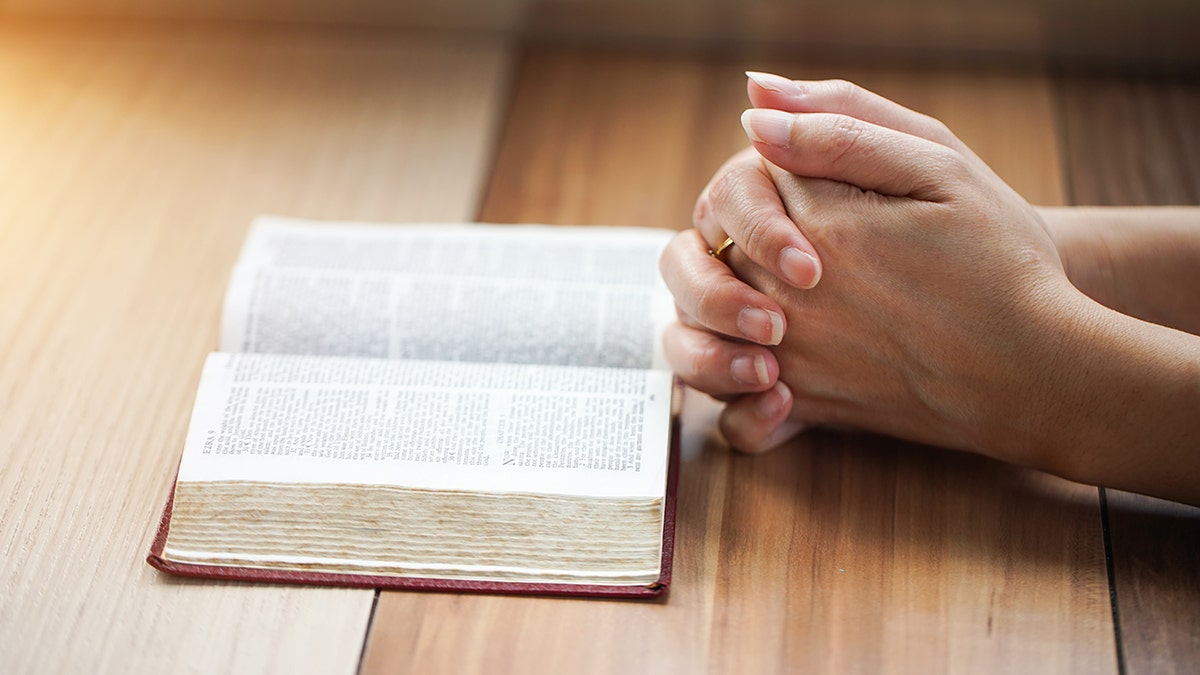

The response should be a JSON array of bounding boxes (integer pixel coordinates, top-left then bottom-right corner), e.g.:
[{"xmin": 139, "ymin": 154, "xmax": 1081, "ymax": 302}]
[{"xmin": 2, "ymin": 19, "xmax": 1197, "ymax": 674}]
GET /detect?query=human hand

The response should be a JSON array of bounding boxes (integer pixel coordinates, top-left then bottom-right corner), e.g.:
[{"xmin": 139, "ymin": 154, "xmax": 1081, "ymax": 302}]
[
  {"xmin": 664, "ymin": 75, "xmax": 1014, "ymax": 451},
  {"xmin": 689, "ymin": 73, "xmax": 1030, "ymax": 294},
  {"xmin": 659, "ymin": 148, "xmax": 811, "ymax": 450},
  {"xmin": 662, "ymin": 76, "xmax": 1083, "ymax": 462}
]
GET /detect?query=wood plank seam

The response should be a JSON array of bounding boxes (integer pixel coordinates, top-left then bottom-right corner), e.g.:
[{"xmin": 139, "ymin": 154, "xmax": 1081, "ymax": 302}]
[
  {"xmin": 355, "ymin": 589, "xmax": 383, "ymax": 675},
  {"xmin": 1098, "ymin": 488, "xmax": 1129, "ymax": 675},
  {"xmin": 1050, "ymin": 76, "xmax": 1127, "ymax": 675}
]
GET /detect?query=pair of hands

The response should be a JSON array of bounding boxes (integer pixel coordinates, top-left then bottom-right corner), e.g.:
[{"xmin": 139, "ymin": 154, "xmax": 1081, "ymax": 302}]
[{"xmin": 660, "ymin": 73, "xmax": 1083, "ymax": 466}]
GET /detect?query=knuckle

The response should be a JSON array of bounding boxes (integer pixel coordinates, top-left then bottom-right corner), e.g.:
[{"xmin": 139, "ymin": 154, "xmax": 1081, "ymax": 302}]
[
  {"xmin": 694, "ymin": 275, "xmax": 749, "ymax": 334},
  {"xmin": 705, "ymin": 172, "xmax": 734, "ymax": 219},
  {"xmin": 926, "ymin": 116, "xmax": 956, "ymax": 144},
  {"xmin": 738, "ymin": 203, "xmax": 783, "ymax": 255},
  {"xmin": 806, "ymin": 114, "xmax": 866, "ymax": 169},
  {"xmin": 706, "ymin": 165, "xmax": 747, "ymax": 213},
  {"xmin": 687, "ymin": 340, "xmax": 723, "ymax": 380},
  {"xmin": 825, "ymin": 78, "xmax": 863, "ymax": 107},
  {"xmin": 831, "ymin": 114, "xmax": 867, "ymax": 152},
  {"xmin": 925, "ymin": 143, "xmax": 972, "ymax": 183},
  {"xmin": 692, "ymin": 275, "xmax": 729, "ymax": 323},
  {"xmin": 708, "ymin": 166, "xmax": 766, "ymax": 236}
]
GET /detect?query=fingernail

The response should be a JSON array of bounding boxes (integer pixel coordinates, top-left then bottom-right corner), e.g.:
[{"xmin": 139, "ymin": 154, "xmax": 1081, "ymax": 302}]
[
  {"xmin": 737, "ymin": 307, "xmax": 784, "ymax": 345},
  {"xmin": 779, "ymin": 247, "xmax": 822, "ymax": 289},
  {"xmin": 731, "ymin": 354, "xmax": 770, "ymax": 386},
  {"xmin": 757, "ymin": 419, "xmax": 808, "ymax": 452},
  {"xmin": 741, "ymin": 109, "xmax": 793, "ymax": 147},
  {"xmin": 768, "ymin": 310, "xmax": 784, "ymax": 344},
  {"xmin": 746, "ymin": 71, "xmax": 803, "ymax": 96},
  {"xmin": 755, "ymin": 381, "xmax": 792, "ymax": 420}
]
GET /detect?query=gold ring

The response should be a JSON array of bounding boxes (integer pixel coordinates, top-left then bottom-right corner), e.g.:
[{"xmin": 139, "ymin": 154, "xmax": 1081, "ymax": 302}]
[{"xmin": 708, "ymin": 237, "xmax": 735, "ymax": 260}]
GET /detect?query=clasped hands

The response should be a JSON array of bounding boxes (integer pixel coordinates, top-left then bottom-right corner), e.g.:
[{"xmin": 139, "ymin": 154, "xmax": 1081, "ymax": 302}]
[{"xmin": 660, "ymin": 72, "xmax": 1083, "ymax": 468}]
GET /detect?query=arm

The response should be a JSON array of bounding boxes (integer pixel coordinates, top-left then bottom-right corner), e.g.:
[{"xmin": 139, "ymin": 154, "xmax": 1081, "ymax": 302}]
[
  {"xmin": 1042, "ymin": 206, "xmax": 1200, "ymax": 335},
  {"xmin": 660, "ymin": 77, "xmax": 1200, "ymax": 504},
  {"xmin": 667, "ymin": 74, "xmax": 1200, "ymax": 449},
  {"xmin": 1037, "ymin": 295, "xmax": 1200, "ymax": 504}
]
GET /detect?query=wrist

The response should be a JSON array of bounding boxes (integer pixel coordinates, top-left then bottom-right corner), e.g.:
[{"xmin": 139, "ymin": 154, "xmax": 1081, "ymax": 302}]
[
  {"xmin": 1010, "ymin": 290, "xmax": 1123, "ymax": 479},
  {"xmin": 963, "ymin": 278, "xmax": 1100, "ymax": 473},
  {"xmin": 1015, "ymin": 290, "xmax": 1200, "ymax": 503}
]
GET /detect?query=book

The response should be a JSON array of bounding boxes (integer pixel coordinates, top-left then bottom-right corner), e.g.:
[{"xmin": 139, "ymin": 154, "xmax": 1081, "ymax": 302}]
[{"xmin": 147, "ymin": 216, "xmax": 680, "ymax": 599}]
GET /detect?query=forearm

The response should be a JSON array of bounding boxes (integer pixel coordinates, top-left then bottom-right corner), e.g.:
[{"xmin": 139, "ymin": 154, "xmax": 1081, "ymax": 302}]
[
  {"xmin": 1033, "ymin": 295, "xmax": 1200, "ymax": 505},
  {"xmin": 1040, "ymin": 206, "xmax": 1200, "ymax": 335}
]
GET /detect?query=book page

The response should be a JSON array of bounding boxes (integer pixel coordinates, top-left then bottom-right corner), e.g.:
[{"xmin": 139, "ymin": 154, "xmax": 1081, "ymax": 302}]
[
  {"xmin": 178, "ymin": 352, "xmax": 673, "ymax": 499},
  {"xmin": 220, "ymin": 217, "xmax": 677, "ymax": 370}
]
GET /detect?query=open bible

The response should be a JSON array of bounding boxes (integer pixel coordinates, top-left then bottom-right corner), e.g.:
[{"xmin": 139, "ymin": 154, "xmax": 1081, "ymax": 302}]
[{"xmin": 148, "ymin": 216, "xmax": 680, "ymax": 598}]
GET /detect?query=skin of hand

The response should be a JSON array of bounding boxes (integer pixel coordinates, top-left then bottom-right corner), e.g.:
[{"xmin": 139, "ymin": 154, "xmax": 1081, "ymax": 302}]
[
  {"xmin": 733, "ymin": 110, "xmax": 1074, "ymax": 460},
  {"xmin": 664, "ymin": 75, "xmax": 1062, "ymax": 452},
  {"xmin": 661, "ymin": 75, "xmax": 1200, "ymax": 505}
]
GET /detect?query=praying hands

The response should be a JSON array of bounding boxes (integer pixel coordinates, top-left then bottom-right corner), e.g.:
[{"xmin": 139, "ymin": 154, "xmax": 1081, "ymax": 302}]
[{"xmin": 660, "ymin": 74, "xmax": 1200, "ymax": 505}]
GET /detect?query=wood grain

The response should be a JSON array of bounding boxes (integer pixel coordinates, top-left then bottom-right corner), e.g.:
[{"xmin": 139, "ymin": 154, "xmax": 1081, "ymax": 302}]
[
  {"xmin": 1057, "ymin": 74, "xmax": 1200, "ymax": 675},
  {"xmin": 361, "ymin": 46, "xmax": 1114, "ymax": 674},
  {"xmin": 1059, "ymin": 75, "xmax": 1200, "ymax": 206},
  {"xmin": 0, "ymin": 20, "xmax": 511, "ymax": 673}
]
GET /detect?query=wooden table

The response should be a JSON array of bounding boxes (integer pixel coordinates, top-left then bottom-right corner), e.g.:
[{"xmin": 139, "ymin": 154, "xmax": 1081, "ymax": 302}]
[{"xmin": 2, "ymin": 19, "xmax": 1197, "ymax": 674}]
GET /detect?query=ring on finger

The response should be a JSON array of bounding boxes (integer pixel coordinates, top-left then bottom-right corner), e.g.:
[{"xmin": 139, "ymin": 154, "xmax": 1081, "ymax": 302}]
[{"xmin": 708, "ymin": 236, "xmax": 736, "ymax": 261}]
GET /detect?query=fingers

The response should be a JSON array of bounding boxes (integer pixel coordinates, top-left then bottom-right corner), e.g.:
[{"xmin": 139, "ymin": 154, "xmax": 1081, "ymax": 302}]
[
  {"xmin": 694, "ymin": 151, "xmax": 823, "ymax": 289},
  {"xmin": 659, "ymin": 229, "xmax": 786, "ymax": 346},
  {"xmin": 740, "ymin": 108, "xmax": 967, "ymax": 201},
  {"xmin": 662, "ymin": 322, "xmax": 779, "ymax": 397},
  {"xmin": 745, "ymin": 73, "xmax": 972, "ymax": 156},
  {"xmin": 717, "ymin": 384, "xmax": 808, "ymax": 453}
]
